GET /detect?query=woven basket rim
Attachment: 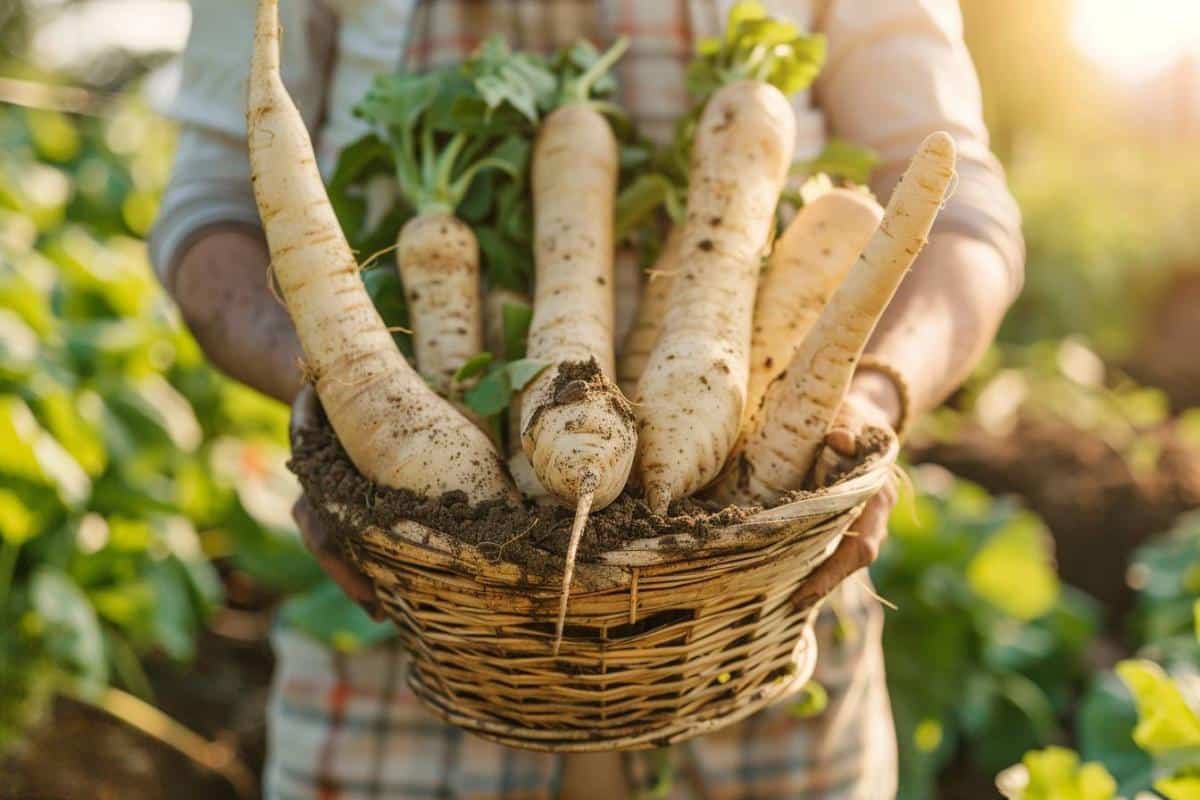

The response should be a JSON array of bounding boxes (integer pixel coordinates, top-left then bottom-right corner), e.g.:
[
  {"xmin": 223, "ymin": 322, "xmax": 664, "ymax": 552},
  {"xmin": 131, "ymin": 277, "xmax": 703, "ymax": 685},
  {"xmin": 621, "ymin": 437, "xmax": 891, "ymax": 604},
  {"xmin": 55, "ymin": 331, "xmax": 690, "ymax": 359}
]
[{"xmin": 329, "ymin": 430, "xmax": 898, "ymax": 593}]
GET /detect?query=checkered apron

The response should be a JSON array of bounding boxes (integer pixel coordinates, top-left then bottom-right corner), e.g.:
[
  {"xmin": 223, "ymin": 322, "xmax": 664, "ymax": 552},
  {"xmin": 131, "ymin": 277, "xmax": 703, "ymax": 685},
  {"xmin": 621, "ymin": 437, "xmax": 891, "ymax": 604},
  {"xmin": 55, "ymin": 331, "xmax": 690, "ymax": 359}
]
[{"xmin": 265, "ymin": 2, "xmax": 896, "ymax": 798}]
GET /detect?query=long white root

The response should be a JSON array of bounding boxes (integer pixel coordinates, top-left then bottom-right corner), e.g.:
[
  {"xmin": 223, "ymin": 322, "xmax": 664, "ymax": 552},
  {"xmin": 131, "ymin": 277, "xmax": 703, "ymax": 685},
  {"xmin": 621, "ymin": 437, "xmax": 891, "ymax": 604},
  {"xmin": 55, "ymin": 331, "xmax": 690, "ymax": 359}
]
[
  {"xmin": 248, "ymin": 0, "xmax": 515, "ymax": 504},
  {"xmin": 715, "ymin": 132, "xmax": 957, "ymax": 505}
]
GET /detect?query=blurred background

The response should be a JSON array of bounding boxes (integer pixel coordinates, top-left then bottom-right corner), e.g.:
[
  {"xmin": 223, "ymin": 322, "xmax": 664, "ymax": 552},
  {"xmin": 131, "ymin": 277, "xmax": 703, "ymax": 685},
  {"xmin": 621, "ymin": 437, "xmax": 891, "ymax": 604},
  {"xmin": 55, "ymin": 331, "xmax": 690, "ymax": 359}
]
[{"xmin": 1, "ymin": 1, "xmax": 1199, "ymax": 798}]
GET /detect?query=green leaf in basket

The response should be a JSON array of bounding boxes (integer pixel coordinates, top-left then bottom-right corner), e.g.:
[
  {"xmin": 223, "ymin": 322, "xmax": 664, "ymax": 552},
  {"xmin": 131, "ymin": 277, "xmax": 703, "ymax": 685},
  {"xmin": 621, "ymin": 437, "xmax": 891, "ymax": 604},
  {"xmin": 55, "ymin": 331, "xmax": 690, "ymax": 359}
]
[
  {"xmin": 454, "ymin": 352, "xmax": 494, "ymax": 383},
  {"xmin": 464, "ymin": 368, "xmax": 512, "ymax": 418},
  {"xmin": 1157, "ymin": 775, "xmax": 1200, "ymax": 800},
  {"xmin": 505, "ymin": 358, "xmax": 549, "ymax": 391},
  {"xmin": 31, "ymin": 566, "xmax": 107, "ymax": 686}
]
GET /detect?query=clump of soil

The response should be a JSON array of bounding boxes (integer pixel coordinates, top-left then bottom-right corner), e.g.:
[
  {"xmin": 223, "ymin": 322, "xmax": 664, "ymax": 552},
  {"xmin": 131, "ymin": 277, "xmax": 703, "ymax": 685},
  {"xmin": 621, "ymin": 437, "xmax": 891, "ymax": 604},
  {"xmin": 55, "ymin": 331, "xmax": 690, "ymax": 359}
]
[
  {"xmin": 535, "ymin": 358, "xmax": 634, "ymax": 424},
  {"xmin": 288, "ymin": 410, "xmax": 891, "ymax": 580}
]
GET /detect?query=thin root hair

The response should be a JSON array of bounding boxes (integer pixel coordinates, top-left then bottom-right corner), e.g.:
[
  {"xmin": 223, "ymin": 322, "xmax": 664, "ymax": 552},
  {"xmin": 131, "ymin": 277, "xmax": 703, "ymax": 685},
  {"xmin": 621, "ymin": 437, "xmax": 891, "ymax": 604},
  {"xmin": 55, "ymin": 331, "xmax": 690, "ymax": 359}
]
[
  {"xmin": 357, "ymin": 241, "xmax": 401, "ymax": 272},
  {"xmin": 854, "ymin": 573, "xmax": 898, "ymax": 611}
]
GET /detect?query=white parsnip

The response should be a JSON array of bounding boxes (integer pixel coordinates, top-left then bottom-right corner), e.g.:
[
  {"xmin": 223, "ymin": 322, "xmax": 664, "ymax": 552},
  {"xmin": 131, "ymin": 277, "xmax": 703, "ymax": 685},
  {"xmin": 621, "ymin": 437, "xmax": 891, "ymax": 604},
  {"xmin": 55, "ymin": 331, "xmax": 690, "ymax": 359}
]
[
  {"xmin": 744, "ymin": 189, "xmax": 883, "ymax": 424},
  {"xmin": 617, "ymin": 227, "xmax": 683, "ymax": 397},
  {"xmin": 633, "ymin": 80, "xmax": 796, "ymax": 514},
  {"xmin": 716, "ymin": 132, "xmax": 957, "ymax": 505},
  {"xmin": 248, "ymin": 0, "xmax": 515, "ymax": 504},
  {"xmin": 397, "ymin": 213, "xmax": 483, "ymax": 396},
  {"xmin": 521, "ymin": 96, "xmax": 637, "ymax": 653}
]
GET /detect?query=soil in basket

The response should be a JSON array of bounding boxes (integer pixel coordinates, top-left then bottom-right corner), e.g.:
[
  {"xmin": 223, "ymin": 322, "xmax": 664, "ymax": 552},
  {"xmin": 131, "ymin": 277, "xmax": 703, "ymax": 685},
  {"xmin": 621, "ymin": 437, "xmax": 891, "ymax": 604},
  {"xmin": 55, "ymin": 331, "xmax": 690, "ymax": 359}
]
[{"xmin": 288, "ymin": 411, "xmax": 890, "ymax": 581}]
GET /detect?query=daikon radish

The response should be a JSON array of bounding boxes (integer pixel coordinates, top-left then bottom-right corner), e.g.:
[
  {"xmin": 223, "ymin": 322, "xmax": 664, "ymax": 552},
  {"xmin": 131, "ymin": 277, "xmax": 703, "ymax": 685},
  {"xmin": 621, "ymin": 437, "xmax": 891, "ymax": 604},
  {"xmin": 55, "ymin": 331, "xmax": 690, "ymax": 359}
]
[
  {"xmin": 716, "ymin": 132, "xmax": 956, "ymax": 505},
  {"xmin": 247, "ymin": 0, "xmax": 515, "ymax": 503}
]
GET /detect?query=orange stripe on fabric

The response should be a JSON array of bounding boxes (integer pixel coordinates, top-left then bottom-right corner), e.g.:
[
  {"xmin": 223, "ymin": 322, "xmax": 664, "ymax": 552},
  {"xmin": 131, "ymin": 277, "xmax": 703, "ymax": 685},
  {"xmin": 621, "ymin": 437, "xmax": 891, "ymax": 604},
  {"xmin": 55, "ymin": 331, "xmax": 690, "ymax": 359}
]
[{"xmin": 315, "ymin": 663, "xmax": 352, "ymax": 800}]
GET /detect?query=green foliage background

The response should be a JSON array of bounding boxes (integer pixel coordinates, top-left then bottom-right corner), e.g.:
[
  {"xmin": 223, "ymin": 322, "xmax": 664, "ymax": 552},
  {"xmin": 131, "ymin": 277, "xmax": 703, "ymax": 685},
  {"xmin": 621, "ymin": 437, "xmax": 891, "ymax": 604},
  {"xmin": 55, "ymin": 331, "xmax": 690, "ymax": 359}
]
[{"xmin": 2, "ymin": 1, "xmax": 1200, "ymax": 796}]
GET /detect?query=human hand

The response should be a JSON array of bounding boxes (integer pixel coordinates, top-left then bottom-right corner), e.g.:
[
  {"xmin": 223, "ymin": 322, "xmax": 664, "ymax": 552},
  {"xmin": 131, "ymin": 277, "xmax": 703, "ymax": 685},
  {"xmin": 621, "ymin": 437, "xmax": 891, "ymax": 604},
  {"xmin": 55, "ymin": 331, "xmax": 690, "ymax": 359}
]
[
  {"xmin": 790, "ymin": 372, "xmax": 902, "ymax": 611},
  {"xmin": 290, "ymin": 385, "xmax": 384, "ymax": 620}
]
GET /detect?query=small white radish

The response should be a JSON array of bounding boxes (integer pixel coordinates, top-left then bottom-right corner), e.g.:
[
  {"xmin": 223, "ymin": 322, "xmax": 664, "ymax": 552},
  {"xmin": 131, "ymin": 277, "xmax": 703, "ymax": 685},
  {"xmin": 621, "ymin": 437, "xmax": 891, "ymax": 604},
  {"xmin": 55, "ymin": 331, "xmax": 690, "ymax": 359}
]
[
  {"xmin": 633, "ymin": 80, "xmax": 796, "ymax": 514},
  {"xmin": 616, "ymin": 227, "xmax": 683, "ymax": 397},
  {"xmin": 397, "ymin": 213, "xmax": 483, "ymax": 396},
  {"xmin": 520, "ymin": 41, "xmax": 638, "ymax": 652},
  {"xmin": 744, "ymin": 188, "xmax": 883, "ymax": 425},
  {"xmin": 716, "ymin": 132, "xmax": 957, "ymax": 505},
  {"xmin": 248, "ymin": 0, "xmax": 515, "ymax": 504}
]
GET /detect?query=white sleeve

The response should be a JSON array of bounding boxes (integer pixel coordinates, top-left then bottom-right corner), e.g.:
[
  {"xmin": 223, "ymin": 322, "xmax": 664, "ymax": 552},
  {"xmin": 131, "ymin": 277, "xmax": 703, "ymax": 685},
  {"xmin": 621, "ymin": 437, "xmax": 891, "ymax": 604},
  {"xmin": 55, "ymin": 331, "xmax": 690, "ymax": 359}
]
[
  {"xmin": 317, "ymin": 0, "xmax": 418, "ymax": 167},
  {"xmin": 149, "ymin": 0, "xmax": 335, "ymax": 287},
  {"xmin": 814, "ymin": 0, "xmax": 1025, "ymax": 295}
]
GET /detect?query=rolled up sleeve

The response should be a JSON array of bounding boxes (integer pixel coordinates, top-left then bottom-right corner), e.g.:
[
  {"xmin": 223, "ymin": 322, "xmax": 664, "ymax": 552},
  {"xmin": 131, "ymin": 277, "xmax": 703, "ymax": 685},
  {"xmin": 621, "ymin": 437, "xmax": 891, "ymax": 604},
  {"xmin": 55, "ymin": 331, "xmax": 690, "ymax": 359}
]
[
  {"xmin": 149, "ymin": 0, "xmax": 334, "ymax": 287},
  {"xmin": 814, "ymin": 0, "xmax": 1025, "ymax": 298}
]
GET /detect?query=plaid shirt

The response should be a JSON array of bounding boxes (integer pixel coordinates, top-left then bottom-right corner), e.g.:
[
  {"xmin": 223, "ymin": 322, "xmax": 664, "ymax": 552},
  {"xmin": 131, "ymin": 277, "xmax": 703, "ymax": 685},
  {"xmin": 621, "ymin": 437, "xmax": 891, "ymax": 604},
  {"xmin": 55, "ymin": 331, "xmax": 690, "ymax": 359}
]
[
  {"xmin": 154, "ymin": 1, "xmax": 1023, "ymax": 797},
  {"xmin": 266, "ymin": 578, "xmax": 895, "ymax": 800}
]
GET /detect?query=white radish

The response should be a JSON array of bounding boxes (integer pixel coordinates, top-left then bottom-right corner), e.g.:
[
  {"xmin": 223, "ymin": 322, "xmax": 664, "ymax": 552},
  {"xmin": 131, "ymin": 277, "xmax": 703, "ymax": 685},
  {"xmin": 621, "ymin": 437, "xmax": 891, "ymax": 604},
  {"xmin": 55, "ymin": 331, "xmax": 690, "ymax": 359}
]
[
  {"xmin": 716, "ymin": 132, "xmax": 957, "ymax": 505},
  {"xmin": 744, "ymin": 189, "xmax": 883, "ymax": 425},
  {"xmin": 633, "ymin": 80, "xmax": 796, "ymax": 514},
  {"xmin": 248, "ymin": 0, "xmax": 515, "ymax": 504},
  {"xmin": 617, "ymin": 227, "xmax": 683, "ymax": 397},
  {"xmin": 521, "ymin": 41, "xmax": 638, "ymax": 652},
  {"xmin": 397, "ymin": 213, "xmax": 483, "ymax": 396}
]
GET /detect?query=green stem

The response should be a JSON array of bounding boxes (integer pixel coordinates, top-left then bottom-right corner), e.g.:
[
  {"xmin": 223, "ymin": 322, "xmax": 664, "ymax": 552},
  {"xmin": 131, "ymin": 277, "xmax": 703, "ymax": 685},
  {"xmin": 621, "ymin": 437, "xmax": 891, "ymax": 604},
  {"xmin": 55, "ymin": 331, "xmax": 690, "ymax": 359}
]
[
  {"xmin": 419, "ymin": 125, "xmax": 437, "ymax": 195},
  {"xmin": 446, "ymin": 155, "xmax": 518, "ymax": 204},
  {"xmin": 567, "ymin": 36, "xmax": 630, "ymax": 104},
  {"xmin": 429, "ymin": 132, "xmax": 469, "ymax": 209},
  {"xmin": 392, "ymin": 128, "xmax": 423, "ymax": 206}
]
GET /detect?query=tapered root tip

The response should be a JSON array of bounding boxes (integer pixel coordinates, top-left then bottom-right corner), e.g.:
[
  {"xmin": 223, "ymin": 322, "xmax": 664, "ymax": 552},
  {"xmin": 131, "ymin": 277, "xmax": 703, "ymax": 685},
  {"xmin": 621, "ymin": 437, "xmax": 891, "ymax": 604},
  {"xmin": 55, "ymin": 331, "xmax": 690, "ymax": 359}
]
[
  {"xmin": 552, "ymin": 487, "xmax": 596, "ymax": 656},
  {"xmin": 646, "ymin": 483, "xmax": 671, "ymax": 517},
  {"xmin": 921, "ymin": 131, "xmax": 956, "ymax": 160}
]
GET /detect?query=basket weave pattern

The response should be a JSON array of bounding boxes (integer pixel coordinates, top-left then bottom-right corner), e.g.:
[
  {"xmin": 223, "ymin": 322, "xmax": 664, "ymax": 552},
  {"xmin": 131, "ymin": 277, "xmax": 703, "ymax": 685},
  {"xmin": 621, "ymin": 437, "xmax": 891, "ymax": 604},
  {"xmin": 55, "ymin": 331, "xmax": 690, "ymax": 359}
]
[{"xmin": 325, "ymin": 437, "xmax": 897, "ymax": 752}]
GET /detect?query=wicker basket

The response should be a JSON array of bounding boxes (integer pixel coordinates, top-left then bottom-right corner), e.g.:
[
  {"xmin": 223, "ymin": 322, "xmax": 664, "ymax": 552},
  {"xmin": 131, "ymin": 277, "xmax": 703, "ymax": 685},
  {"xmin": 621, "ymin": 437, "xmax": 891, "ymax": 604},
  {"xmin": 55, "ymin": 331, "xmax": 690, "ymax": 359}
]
[{"xmin": 315, "ymin": 433, "xmax": 897, "ymax": 752}]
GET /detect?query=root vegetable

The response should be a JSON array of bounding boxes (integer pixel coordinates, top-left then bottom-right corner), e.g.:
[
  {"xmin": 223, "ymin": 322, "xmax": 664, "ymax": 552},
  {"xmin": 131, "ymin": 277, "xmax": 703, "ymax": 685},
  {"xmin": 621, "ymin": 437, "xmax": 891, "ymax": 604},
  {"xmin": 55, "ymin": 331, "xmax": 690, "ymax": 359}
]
[
  {"xmin": 357, "ymin": 39, "xmax": 547, "ymax": 400},
  {"xmin": 744, "ymin": 188, "xmax": 883, "ymax": 425},
  {"xmin": 716, "ymin": 131, "xmax": 957, "ymax": 505},
  {"xmin": 617, "ymin": 227, "xmax": 683, "ymax": 397},
  {"xmin": 633, "ymin": 80, "xmax": 796, "ymax": 514},
  {"xmin": 520, "ymin": 41, "xmax": 638, "ymax": 652},
  {"xmin": 248, "ymin": 0, "xmax": 515, "ymax": 503},
  {"xmin": 397, "ymin": 213, "xmax": 482, "ymax": 396}
]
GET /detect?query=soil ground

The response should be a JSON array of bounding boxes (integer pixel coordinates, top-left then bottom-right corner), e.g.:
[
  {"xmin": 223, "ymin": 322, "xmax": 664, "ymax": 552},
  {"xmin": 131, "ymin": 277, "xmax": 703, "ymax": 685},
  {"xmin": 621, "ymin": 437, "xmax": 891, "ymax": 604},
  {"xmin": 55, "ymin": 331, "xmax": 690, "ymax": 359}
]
[{"xmin": 910, "ymin": 413, "xmax": 1200, "ymax": 621}]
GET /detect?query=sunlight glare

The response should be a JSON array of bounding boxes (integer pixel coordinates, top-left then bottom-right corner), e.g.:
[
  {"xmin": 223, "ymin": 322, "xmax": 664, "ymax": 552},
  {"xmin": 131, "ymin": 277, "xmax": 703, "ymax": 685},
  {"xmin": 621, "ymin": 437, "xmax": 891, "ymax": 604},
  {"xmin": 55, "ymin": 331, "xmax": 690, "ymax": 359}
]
[{"xmin": 1071, "ymin": 0, "xmax": 1200, "ymax": 81}]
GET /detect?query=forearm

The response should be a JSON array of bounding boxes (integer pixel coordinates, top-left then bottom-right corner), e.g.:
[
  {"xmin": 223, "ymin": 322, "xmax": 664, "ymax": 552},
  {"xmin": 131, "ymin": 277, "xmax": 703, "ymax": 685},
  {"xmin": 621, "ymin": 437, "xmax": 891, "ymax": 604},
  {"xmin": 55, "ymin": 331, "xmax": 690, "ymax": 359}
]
[
  {"xmin": 170, "ymin": 224, "xmax": 304, "ymax": 404},
  {"xmin": 852, "ymin": 231, "xmax": 1015, "ymax": 424}
]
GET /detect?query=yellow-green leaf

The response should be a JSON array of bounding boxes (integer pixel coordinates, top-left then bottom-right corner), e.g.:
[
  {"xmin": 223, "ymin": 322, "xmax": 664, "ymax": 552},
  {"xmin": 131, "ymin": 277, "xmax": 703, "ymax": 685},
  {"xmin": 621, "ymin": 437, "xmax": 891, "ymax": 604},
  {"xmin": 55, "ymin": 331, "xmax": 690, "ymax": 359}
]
[
  {"xmin": 966, "ymin": 514, "xmax": 1059, "ymax": 620},
  {"xmin": 1116, "ymin": 659, "xmax": 1200, "ymax": 754}
]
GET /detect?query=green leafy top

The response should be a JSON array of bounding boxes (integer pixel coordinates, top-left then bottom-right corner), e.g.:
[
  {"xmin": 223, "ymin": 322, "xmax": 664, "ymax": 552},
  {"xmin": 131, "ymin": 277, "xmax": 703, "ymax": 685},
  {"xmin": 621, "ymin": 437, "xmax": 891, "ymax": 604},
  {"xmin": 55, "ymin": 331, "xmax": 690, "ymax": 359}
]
[
  {"xmin": 549, "ymin": 37, "xmax": 630, "ymax": 108},
  {"xmin": 355, "ymin": 37, "xmax": 553, "ymax": 216},
  {"xmin": 617, "ymin": 2, "xmax": 834, "ymax": 243},
  {"xmin": 686, "ymin": 1, "xmax": 826, "ymax": 101}
]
